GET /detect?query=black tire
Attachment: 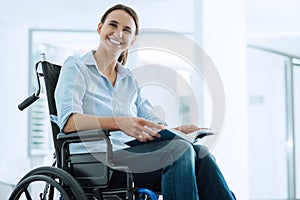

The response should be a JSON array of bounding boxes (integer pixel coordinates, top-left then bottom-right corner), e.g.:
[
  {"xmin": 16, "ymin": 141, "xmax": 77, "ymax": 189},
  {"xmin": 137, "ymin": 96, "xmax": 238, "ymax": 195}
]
[
  {"xmin": 9, "ymin": 174, "xmax": 70, "ymax": 200},
  {"xmin": 9, "ymin": 166, "xmax": 87, "ymax": 200}
]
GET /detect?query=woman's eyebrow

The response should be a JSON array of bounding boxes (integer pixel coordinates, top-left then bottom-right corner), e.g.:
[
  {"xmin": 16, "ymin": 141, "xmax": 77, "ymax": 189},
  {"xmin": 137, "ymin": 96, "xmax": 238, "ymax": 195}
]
[
  {"xmin": 109, "ymin": 20, "xmax": 133, "ymax": 30},
  {"xmin": 109, "ymin": 20, "xmax": 119, "ymax": 25}
]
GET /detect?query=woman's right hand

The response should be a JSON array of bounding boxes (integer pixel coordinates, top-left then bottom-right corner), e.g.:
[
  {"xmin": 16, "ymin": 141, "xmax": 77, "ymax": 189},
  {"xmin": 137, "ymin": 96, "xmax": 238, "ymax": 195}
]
[{"xmin": 115, "ymin": 116, "xmax": 164, "ymax": 142}]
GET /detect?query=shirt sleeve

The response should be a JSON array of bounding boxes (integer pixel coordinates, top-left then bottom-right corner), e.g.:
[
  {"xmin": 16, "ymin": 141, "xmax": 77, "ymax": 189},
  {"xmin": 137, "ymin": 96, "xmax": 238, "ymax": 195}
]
[
  {"xmin": 54, "ymin": 56, "xmax": 86, "ymax": 131},
  {"xmin": 135, "ymin": 85, "xmax": 168, "ymax": 126}
]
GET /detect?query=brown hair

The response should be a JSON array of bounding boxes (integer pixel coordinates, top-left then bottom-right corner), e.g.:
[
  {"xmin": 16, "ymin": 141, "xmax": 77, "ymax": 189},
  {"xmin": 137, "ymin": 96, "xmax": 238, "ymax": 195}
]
[{"xmin": 100, "ymin": 4, "xmax": 139, "ymax": 65}]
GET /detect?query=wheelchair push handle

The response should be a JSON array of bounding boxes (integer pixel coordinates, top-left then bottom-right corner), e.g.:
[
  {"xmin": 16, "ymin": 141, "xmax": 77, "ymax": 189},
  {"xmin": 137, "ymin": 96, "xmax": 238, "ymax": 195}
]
[
  {"xmin": 18, "ymin": 59, "xmax": 44, "ymax": 111},
  {"xmin": 18, "ymin": 93, "xmax": 40, "ymax": 111}
]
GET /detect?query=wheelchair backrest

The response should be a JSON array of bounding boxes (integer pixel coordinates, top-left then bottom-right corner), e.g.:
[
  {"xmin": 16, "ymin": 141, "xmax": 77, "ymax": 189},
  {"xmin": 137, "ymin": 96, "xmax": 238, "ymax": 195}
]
[{"xmin": 41, "ymin": 61, "xmax": 63, "ymax": 166}]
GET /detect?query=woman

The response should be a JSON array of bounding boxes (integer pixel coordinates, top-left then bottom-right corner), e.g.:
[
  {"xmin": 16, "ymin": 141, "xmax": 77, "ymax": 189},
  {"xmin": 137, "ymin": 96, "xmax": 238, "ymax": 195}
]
[{"xmin": 55, "ymin": 4, "xmax": 235, "ymax": 200}]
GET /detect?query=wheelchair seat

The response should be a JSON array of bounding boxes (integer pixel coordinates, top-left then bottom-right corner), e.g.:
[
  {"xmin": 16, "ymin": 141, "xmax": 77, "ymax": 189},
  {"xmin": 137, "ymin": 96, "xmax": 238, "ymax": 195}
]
[{"xmin": 10, "ymin": 55, "xmax": 159, "ymax": 200}]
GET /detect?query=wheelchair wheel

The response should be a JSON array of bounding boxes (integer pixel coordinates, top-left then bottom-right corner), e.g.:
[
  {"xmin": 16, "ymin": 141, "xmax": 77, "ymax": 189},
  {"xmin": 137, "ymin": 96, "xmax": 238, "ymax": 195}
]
[{"xmin": 9, "ymin": 166, "xmax": 87, "ymax": 200}]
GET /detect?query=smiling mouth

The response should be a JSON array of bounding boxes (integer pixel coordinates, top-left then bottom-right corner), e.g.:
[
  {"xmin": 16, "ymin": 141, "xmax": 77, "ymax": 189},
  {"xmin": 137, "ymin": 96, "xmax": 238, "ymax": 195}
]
[{"xmin": 108, "ymin": 37, "xmax": 123, "ymax": 45}]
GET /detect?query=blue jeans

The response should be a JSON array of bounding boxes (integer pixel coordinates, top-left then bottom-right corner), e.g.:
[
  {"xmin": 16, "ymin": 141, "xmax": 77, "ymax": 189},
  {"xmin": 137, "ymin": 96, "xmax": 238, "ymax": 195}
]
[{"xmin": 112, "ymin": 139, "xmax": 235, "ymax": 200}]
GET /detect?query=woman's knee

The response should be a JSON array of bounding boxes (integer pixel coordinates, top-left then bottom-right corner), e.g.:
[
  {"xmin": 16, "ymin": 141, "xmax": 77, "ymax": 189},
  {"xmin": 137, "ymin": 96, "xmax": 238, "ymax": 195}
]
[
  {"xmin": 193, "ymin": 144, "xmax": 214, "ymax": 159},
  {"xmin": 166, "ymin": 140, "xmax": 196, "ymax": 164}
]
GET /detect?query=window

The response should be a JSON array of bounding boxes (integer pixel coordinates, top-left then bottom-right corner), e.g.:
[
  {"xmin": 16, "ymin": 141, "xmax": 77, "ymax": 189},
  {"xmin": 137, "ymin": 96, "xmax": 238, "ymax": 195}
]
[{"xmin": 29, "ymin": 30, "xmax": 97, "ymax": 156}]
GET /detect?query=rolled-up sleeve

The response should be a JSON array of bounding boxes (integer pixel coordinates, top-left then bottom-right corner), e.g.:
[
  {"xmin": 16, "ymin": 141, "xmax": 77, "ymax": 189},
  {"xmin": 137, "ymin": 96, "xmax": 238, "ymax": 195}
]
[
  {"xmin": 55, "ymin": 56, "xmax": 86, "ymax": 131},
  {"xmin": 135, "ymin": 87, "xmax": 168, "ymax": 126}
]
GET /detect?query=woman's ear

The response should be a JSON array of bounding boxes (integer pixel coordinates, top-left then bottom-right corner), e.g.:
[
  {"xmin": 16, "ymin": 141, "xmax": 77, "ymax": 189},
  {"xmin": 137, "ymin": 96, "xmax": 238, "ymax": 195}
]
[{"xmin": 97, "ymin": 23, "xmax": 102, "ymax": 35}]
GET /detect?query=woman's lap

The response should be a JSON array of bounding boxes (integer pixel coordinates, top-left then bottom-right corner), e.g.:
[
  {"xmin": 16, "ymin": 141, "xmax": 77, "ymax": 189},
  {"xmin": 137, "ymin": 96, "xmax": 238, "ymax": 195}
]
[
  {"xmin": 110, "ymin": 140, "xmax": 235, "ymax": 199},
  {"xmin": 110, "ymin": 139, "xmax": 196, "ymax": 193},
  {"xmin": 112, "ymin": 139, "xmax": 194, "ymax": 173}
]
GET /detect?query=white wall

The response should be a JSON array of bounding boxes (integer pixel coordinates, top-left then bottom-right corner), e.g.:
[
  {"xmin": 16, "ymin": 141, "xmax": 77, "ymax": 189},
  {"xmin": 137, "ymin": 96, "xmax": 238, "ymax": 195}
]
[
  {"xmin": 202, "ymin": 0, "xmax": 249, "ymax": 199},
  {"xmin": 0, "ymin": 21, "xmax": 31, "ymax": 198},
  {"xmin": 0, "ymin": 21, "xmax": 29, "ymax": 161}
]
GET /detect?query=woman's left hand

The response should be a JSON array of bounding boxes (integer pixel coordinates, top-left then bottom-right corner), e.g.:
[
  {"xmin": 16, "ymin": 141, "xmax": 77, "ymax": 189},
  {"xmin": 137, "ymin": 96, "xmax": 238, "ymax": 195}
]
[{"xmin": 174, "ymin": 124, "xmax": 200, "ymax": 134}]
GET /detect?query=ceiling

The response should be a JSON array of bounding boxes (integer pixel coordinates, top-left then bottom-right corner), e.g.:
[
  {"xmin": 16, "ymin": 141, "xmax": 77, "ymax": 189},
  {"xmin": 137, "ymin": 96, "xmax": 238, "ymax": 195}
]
[{"xmin": 1, "ymin": 0, "xmax": 300, "ymax": 57}]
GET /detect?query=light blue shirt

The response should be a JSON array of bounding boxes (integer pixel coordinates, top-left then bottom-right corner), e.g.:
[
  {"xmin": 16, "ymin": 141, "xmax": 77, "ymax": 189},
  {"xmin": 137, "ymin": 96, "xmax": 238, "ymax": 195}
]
[{"xmin": 53, "ymin": 50, "xmax": 165, "ymax": 152}]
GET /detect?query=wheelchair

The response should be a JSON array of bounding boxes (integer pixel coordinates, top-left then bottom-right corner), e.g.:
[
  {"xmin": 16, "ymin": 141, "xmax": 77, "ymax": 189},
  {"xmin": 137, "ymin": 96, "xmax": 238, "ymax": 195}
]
[{"xmin": 9, "ymin": 54, "xmax": 160, "ymax": 200}]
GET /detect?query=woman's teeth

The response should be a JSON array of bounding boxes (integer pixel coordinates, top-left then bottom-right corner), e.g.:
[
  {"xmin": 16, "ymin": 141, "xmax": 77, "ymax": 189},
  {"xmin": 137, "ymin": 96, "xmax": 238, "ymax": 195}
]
[{"xmin": 109, "ymin": 38, "xmax": 122, "ymax": 45}]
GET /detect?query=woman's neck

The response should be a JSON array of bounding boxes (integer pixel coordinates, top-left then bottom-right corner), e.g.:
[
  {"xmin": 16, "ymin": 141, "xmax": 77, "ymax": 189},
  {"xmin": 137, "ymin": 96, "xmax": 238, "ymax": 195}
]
[
  {"xmin": 93, "ymin": 48, "xmax": 118, "ymax": 86},
  {"xmin": 93, "ymin": 48, "xmax": 118, "ymax": 76}
]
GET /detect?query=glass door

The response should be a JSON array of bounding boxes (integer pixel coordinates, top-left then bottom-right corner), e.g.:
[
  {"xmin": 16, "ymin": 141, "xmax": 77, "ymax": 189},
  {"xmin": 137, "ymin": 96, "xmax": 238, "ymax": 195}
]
[
  {"xmin": 247, "ymin": 48, "xmax": 288, "ymax": 199},
  {"xmin": 247, "ymin": 47, "xmax": 300, "ymax": 200},
  {"xmin": 293, "ymin": 65, "xmax": 300, "ymax": 199}
]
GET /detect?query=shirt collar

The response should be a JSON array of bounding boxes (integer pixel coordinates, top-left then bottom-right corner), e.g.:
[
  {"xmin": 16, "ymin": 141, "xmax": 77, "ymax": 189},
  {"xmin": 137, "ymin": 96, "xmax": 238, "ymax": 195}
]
[
  {"xmin": 80, "ymin": 50, "xmax": 129, "ymax": 78},
  {"xmin": 80, "ymin": 50, "xmax": 98, "ymax": 66}
]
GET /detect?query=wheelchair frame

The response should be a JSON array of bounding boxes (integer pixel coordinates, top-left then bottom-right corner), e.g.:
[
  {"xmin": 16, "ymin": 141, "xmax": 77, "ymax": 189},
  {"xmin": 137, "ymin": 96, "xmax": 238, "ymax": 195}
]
[{"xmin": 9, "ymin": 54, "xmax": 159, "ymax": 200}]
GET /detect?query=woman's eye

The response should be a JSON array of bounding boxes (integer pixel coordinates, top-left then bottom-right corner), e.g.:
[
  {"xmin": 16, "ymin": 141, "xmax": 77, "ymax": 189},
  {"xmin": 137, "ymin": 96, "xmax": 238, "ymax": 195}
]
[
  {"xmin": 124, "ymin": 28, "xmax": 132, "ymax": 34},
  {"xmin": 109, "ymin": 23, "xmax": 117, "ymax": 28}
]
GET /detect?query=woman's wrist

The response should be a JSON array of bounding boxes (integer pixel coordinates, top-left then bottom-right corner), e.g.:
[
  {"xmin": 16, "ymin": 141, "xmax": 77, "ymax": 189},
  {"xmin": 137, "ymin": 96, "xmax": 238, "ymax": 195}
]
[{"xmin": 97, "ymin": 116, "xmax": 127, "ymax": 131}]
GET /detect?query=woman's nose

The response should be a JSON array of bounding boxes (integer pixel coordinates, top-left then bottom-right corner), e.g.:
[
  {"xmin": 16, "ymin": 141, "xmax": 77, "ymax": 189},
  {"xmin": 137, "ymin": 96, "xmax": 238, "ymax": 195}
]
[{"xmin": 114, "ymin": 29, "xmax": 123, "ymax": 38}]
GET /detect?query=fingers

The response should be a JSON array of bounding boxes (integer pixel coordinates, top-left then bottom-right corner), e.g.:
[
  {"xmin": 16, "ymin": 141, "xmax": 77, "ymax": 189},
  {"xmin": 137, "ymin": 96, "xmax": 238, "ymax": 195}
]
[
  {"xmin": 146, "ymin": 120, "xmax": 165, "ymax": 131},
  {"xmin": 133, "ymin": 127, "xmax": 160, "ymax": 142},
  {"xmin": 141, "ymin": 125, "xmax": 161, "ymax": 138},
  {"xmin": 135, "ymin": 133, "xmax": 155, "ymax": 142},
  {"xmin": 133, "ymin": 119, "xmax": 164, "ymax": 142},
  {"xmin": 187, "ymin": 125, "xmax": 201, "ymax": 133},
  {"xmin": 175, "ymin": 124, "xmax": 200, "ymax": 134},
  {"xmin": 117, "ymin": 117, "xmax": 164, "ymax": 142}
]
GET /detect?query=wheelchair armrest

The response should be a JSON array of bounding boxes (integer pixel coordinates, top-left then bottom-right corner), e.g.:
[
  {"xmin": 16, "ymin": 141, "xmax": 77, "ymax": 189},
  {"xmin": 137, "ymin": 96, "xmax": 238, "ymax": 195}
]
[
  {"xmin": 57, "ymin": 129, "xmax": 110, "ymax": 140},
  {"xmin": 57, "ymin": 129, "xmax": 135, "ymax": 191},
  {"xmin": 57, "ymin": 129, "xmax": 114, "ymax": 167}
]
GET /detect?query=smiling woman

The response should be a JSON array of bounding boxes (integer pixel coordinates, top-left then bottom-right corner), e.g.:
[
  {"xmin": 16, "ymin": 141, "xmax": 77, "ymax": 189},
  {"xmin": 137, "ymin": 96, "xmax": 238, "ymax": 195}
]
[
  {"xmin": 53, "ymin": 4, "xmax": 236, "ymax": 200},
  {"xmin": 96, "ymin": 4, "xmax": 139, "ymax": 66}
]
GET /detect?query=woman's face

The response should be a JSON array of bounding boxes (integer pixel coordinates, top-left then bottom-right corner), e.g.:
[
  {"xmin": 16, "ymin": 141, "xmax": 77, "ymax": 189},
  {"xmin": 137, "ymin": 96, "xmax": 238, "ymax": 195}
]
[{"xmin": 97, "ymin": 9, "xmax": 137, "ymax": 57}]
